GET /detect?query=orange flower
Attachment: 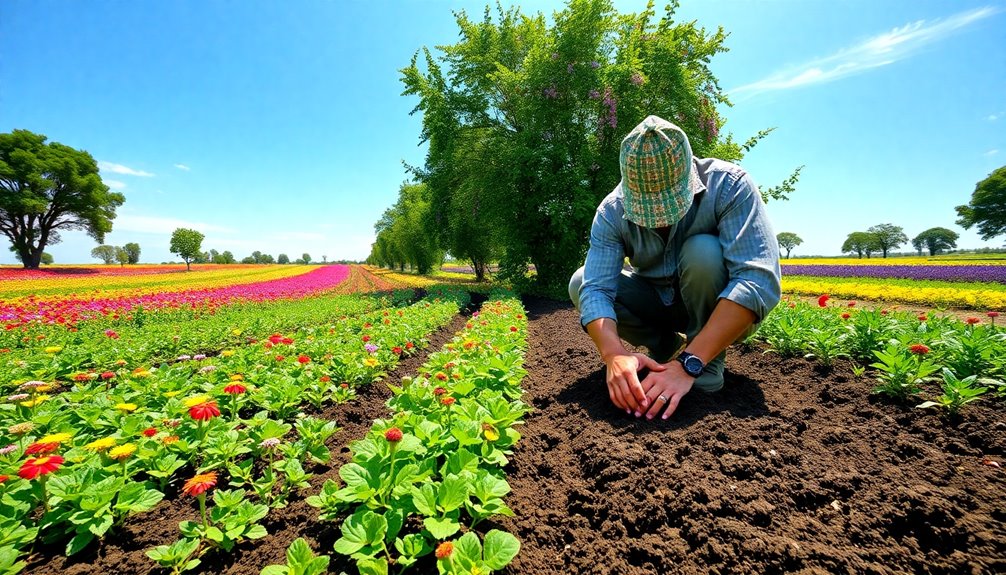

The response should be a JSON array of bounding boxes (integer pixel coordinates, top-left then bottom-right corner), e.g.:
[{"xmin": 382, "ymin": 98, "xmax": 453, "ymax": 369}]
[
  {"xmin": 182, "ymin": 471, "xmax": 218, "ymax": 496},
  {"xmin": 18, "ymin": 455, "xmax": 64, "ymax": 480},
  {"xmin": 435, "ymin": 541, "xmax": 454, "ymax": 559}
]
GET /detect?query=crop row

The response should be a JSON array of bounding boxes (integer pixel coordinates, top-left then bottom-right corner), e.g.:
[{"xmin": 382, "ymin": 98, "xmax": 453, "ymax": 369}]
[
  {"xmin": 278, "ymin": 290, "xmax": 529, "ymax": 575},
  {"xmin": 754, "ymin": 297, "xmax": 1005, "ymax": 411},
  {"xmin": 781, "ymin": 276, "xmax": 1006, "ymax": 310},
  {"xmin": 782, "ymin": 264, "xmax": 1006, "ymax": 284},
  {"xmin": 0, "ymin": 292, "xmax": 466, "ymax": 573}
]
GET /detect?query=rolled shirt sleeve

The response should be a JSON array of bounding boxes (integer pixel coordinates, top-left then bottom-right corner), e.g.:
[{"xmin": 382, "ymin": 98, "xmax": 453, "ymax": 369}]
[
  {"xmin": 714, "ymin": 171, "xmax": 782, "ymax": 322},
  {"xmin": 578, "ymin": 201, "xmax": 626, "ymax": 328}
]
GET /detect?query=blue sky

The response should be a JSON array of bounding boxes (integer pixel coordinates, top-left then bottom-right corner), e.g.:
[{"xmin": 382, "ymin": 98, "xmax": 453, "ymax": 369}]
[{"xmin": 1, "ymin": 0, "xmax": 1003, "ymax": 264}]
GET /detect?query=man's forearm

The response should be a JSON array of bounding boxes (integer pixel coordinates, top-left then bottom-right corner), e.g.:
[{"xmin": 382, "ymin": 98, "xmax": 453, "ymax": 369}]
[
  {"xmin": 684, "ymin": 298, "xmax": 756, "ymax": 363},
  {"xmin": 585, "ymin": 318, "xmax": 628, "ymax": 362}
]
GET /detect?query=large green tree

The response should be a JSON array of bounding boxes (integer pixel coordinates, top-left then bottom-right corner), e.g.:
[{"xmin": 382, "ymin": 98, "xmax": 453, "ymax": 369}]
[
  {"xmin": 123, "ymin": 242, "xmax": 141, "ymax": 264},
  {"xmin": 841, "ymin": 231, "xmax": 880, "ymax": 259},
  {"xmin": 169, "ymin": 228, "xmax": 205, "ymax": 271},
  {"xmin": 911, "ymin": 227, "xmax": 958, "ymax": 256},
  {"xmin": 370, "ymin": 183, "xmax": 442, "ymax": 274},
  {"xmin": 867, "ymin": 223, "xmax": 908, "ymax": 258},
  {"xmin": 776, "ymin": 232, "xmax": 802, "ymax": 259},
  {"xmin": 0, "ymin": 130, "xmax": 124, "ymax": 269},
  {"xmin": 956, "ymin": 166, "xmax": 1006, "ymax": 240},
  {"xmin": 90, "ymin": 245, "xmax": 117, "ymax": 264},
  {"xmin": 399, "ymin": 0, "xmax": 799, "ymax": 291}
]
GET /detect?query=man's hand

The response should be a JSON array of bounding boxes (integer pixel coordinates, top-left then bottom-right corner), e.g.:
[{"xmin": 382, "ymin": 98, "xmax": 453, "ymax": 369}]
[
  {"xmin": 639, "ymin": 360, "xmax": 694, "ymax": 420},
  {"xmin": 604, "ymin": 352, "xmax": 666, "ymax": 413}
]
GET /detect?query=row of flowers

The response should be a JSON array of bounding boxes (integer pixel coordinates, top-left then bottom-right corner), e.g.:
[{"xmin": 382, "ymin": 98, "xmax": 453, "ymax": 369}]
[
  {"xmin": 783, "ymin": 264, "xmax": 1006, "ymax": 284},
  {"xmin": 289, "ymin": 291, "xmax": 529, "ymax": 575},
  {"xmin": 0, "ymin": 293, "xmax": 467, "ymax": 571},
  {"xmin": 0, "ymin": 265, "xmax": 350, "ymax": 325},
  {"xmin": 755, "ymin": 297, "xmax": 1005, "ymax": 412},
  {"xmin": 781, "ymin": 276, "xmax": 1006, "ymax": 311}
]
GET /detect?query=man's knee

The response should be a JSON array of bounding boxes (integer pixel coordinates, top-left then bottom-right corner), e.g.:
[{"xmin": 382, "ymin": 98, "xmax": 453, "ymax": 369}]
[
  {"xmin": 679, "ymin": 234, "xmax": 727, "ymax": 288},
  {"xmin": 568, "ymin": 266, "xmax": 585, "ymax": 309}
]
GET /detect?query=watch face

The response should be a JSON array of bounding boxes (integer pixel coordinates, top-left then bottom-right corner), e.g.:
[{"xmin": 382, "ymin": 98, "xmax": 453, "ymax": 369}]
[{"xmin": 683, "ymin": 356, "xmax": 704, "ymax": 376}]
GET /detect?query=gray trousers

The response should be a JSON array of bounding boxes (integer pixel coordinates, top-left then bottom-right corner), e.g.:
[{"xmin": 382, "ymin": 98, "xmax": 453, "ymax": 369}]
[{"xmin": 569, "ymin": 234, "xmax": 748, "ymax": 391}]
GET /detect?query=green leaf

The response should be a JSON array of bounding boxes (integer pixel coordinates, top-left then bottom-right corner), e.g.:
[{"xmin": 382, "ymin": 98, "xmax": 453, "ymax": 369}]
[
  {"xmin": 483, "ymin": 530, "xmax": 520, "ymax": 570},
  {"xmin": 422, "ymin": 517, "xmax": 460, "ymax": 540},
  {"xmin": 260, "ymin": 566, "xmax": 288, "ymax": 575},
  {"xmin": 384, "ymin": 508, "xmax": 404, "ymax": 544},
  {"xmin": 245, "ymin": 524, "xmax": 268, "ymax": 540},
  {"xmin": 438, "ymin": 474, "xmax": 470, "ymax": 512},
  {"xmin": 205, "ymin": 526, "xmax": 225, "ymax": 543},
  {"xmin": 339, "ymin": 463, "xmax": 373, "ymax": 489},
  {"xmin": 394, "ymin": 533, "xmax": 430, "ymax": 559},
  {"xmin": 65, "ymin": 531, "xmax": 95, "ymax": 556},
  {"xmin": 453, "ymin": 531, "xmax": 482, "ymax": 569},
  {"xmin": 411, "ymin": 484, "xmax": 438, "ymax": 516},
  {"xmin": 357, "ymin": 557, "xmax": 388, "ymax": 575}
]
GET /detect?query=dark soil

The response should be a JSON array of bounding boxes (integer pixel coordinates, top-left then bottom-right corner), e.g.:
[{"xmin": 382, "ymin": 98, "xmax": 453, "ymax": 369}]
[
  {"xmin": 23, "ymin": 297, "xmax": 1006, "ymax": 575},
  {"xmin": 499, "ymin": 296, "xmax": 1006, "ymax": 575}
]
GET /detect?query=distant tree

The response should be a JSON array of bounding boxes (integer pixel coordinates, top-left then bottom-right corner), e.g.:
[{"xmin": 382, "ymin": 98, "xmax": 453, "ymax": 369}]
[
  {"xmin": 776, "ymin": 232, "xmax": 803, "ymax": 259},
  {"xmin": 912, "ymin": 227, "xmax": 959, "ymax": 256},
  {"xmin": 208, "ymin": 249, "xmax": 220, "ymax": 262},
  {"xmin": 250, "ymin": 250, "xmax": 265, "ymax": 264},
  {"xmin": 0, "ymin": 130, "xmax": 125, "ymax": 269},
  {"xmin": 322, "ymin": 255, "xmax": 327, "ymax": 263},
  {"xmin": 956, "ymin": 166, "xmax": 1006, "ymax": 240},
  {"xmin": 115, "ymin": 246, "xmax": 129, "ymax": 267},
  {"xmin": 220, "ymin": 250, "xmax": 235, "ymax": 264},
  {"xmin": 867, "ymin": 224, "xmax": 908, "ymax": 258},
  {"xmin": 193, "ymin": 251, "xmax": 210, "ymax": 264},
  {"xmin": 90, "ymin": 245, "xmax": 117, "ymax": 264},
  {"xmin": 842, "ymin": 231, "xmax": 880, "ymax": 259},
  {"xmin": 277, "ymin": 253, "xmax": 290, "ymax": 264},
  {"xmin": 40, "ymin": 252, "xmax": 53, "ymax": 265},
  {"xmin": 169, "ymin": 227, "xmax": 205, "ymax": 271},
  {"xmin": 240, "ymin": 256, "xmax": 256, "ymax": 264},
  {"xmin": 123, "ymin": 242, "xmax": 141, "ymax": 264},
  {"xmin": 261, "ymin": 254, "xmax": 275, "ymax": 264},
  {"xmin": 301, "ymin": 253, "xmax": 311, "ymax": 264}
]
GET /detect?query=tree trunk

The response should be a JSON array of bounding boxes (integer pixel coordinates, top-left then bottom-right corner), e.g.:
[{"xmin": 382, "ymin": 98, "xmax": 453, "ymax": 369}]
[{"xmin": 185, "ymin": 258, "xmax": 191, "ymax": 271}]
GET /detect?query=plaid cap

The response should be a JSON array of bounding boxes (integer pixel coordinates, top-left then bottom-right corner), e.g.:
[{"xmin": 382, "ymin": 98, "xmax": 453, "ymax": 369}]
[{"xmin": 619, "ymin": 115, "xmax": 700, "ymax": 228}]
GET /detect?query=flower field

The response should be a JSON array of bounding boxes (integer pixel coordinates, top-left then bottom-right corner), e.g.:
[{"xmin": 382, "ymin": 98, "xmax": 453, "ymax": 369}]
[
  {"xmin": 2, "ymin": 263, "xmax": 1004, "ymax": 575},
  {"xmin": 781, "ymin": 257, "xmax": 1006, "ymax": 310}
]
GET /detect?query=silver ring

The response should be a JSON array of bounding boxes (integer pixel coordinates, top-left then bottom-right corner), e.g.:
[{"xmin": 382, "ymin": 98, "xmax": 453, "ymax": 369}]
[{"xmin": 657, "ymin": 395, "xmax": 668, "ymax": 403}]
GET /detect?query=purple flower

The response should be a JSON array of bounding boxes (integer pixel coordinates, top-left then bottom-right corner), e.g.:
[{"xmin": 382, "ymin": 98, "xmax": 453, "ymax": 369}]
[
  {"xmin": 588, "ymin": 89, "xmax": 601, "ymax": 99},
  {"xmin": 0, "ymin": 444, "xmax": 17, "ymax": 455},
  {"xmin": 7, "ymin": 393, "xmax": 28, "ymax": 402},
  {"xmin": 193, "ymin": 354, "xmax": 206, "ymax": 361},
  {"xmin": 590, "ymin": 61, "xmax": 600, "ymax": 69},
  {"xmin": 259, "ymin": 438, "xmax": 281, "ymax": 449},
  {"xmin": 199, "ymin": 365, "xmax": 217, "ymax": 374},
  {"xmin": 365, "ymin": 343, "xmax": 378, "ymax": 354}
]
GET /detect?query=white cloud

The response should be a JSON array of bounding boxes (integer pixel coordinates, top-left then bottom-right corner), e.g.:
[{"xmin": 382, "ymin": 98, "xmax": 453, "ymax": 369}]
[
  {"xmin": 174, "ymin": 163, "xmax": 191, "ymax": 171},
  {"xmin": 988, "ymin": 113, "xmax": 1002, "ymax": 121},
  {"xmin": 984, "ymin": 149, "xmax": 1000, "ymax": 156},
  {"xmin": 98, "ymin": 161, "xmax": 155, "ymax": 177},
  {"xmin": 731, "ymin": 6, "xmax": 1000, "ymax": 98},
  {"xmin": 114, "ymin": 214, "xmax": 235, "ymax": 235},
  {"xmin": 104, "ymin": 179, "xmax": 127, "ymax": 190}
]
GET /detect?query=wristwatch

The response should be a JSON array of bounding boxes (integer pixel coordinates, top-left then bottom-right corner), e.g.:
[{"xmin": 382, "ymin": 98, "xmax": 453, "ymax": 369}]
[{"xmin": 677, "ymin": 351, "xmax": 705, "ymax": 378}]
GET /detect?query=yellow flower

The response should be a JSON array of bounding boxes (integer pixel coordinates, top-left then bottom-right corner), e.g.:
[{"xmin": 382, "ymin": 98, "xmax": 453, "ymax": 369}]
[
  {"xmin": 363, "ymin": 357, "xmax": 379, "ymax": 368},
  {"xmin": 184, "ymin": 394, "xmax": 211, "ymax": 408},
  {"xmin": 86, "ymin": 437, "xmax": 117, "ymax": 452},
  {"xmin": 35, "ymin": 384, "xmax": 54, "ymax": 393},
  {"xmin": 44, "ymin": 346, "xmax": 62, "ymax": 354},
  {"xmin": 115, "ymin": 403, "xmax": 138, "ymax": 412},
  {"xmin": 164, "ymin": 391, "xmax": 181, "ymax": 398},
  {"xmin": 229, "ymin": 374, "xmax": 244, "ymax": 381},
  {"xmin": 132, "ymin": 370, "xmax": 151, "ymax": 378},
  {"xmin": 20, "ymin": 395, "xmax": 50, "ymax": 408},
  {"xmin": 108, "ymin": 443, "xmax": 136, "ymax": 460},
  {"xmin": 231, "ymin": 329, "xmax": 242, "ymax": 336},
  {"xmin": 482, "ymin": 424, "xmax": 499, "ymax": 442},
  {"xmin": 38, "ymin": 432, "xmax": 72, "ymax": 444},
  {"xmin": 221, "ymin": 350, "xmax": 235, "ymax": 357}
]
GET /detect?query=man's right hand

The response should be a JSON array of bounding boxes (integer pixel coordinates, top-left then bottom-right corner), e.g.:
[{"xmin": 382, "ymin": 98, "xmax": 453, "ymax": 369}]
[{"xmin": 604, "ymin": 352, "xmax": 666, "ymax": 414}]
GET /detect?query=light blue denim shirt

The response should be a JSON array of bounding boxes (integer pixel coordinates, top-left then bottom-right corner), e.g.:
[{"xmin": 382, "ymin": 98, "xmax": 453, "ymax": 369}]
[{"xmin": 578, "ymin": 157, "xmax": 782, "ymax": 327}]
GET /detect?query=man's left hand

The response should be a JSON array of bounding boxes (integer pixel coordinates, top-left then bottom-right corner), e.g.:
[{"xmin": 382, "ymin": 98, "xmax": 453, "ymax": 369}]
[{"xmin": 638, "ymin": 360, "xmax": 694, "ymax": 419}]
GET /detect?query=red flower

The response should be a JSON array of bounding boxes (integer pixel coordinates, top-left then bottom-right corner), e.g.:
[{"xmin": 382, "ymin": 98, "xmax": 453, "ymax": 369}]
[
  {"xmin": 25, "ymin": 442, "xmax": 59, "ymax": 455},
  {"xmin": 917, "ymin": 314, "xmax": 927, "ymax": 322},
  {"xmin": 104, "ymin": 329, "xmax": 119, "ymax": 339},
  {"xmin": 517, "ymin": 314, "xmax": 524, "ymax": 320},
  {"xmin": 280, "ymin": 337, "xmax": 293, "ymax": 345},
  {"xmin": 817, "ymin": 294, "xmax": 830, "ymax": 307},
  {"xmin": 268, "ymin": 334, "xmax": 283, "ymax": 344},
  {"xmin": 392, "ymin": 346, "xmax": 403, "ymax": 355},
  {"xmin": 0, "ymin": 475, "xmax": 8, "ymax": 483},
  {"xmin": 384, "ymin": 428, "xmax": 403, "ymax": 442},
  {"xmin": 340, "ymin": 383, "xmax": 349, "ymax": 389},
  {"xmin": 405, "ymin": 342, "xmax": 414, "ymax": 350},
  {"xmin": 182, "ymin": 471, "xmax": 217, "ymax": 496},
  {"xmin": 297, "ymin": 355, "xmax": 310, "ymax": 364},
  {"xmin": 18, "ymin": 455, "xmax": 64, "ymax": 480},
  {"xmin": 275, "ymin": 355, "xmax": 285, "ymax": 362},
  {"xmin": 362, "ymin": 335, "xmax": 371, "ymax": 342},
  {"xmin": 224, "ymin": 383, "xmax": 247, "ymax": 394},
  {"xmin": 320, "ymin": 375, "xmax": 332, "ymax": 382},
  {"xmin": 435, "ymin": 541, "xmax": 454, "ymax": 559},
  {"xmin": 435, "ymin": 372, "xmax": 448, "ymax": 381},
  {"xmin": 434, "ymin": 387, "xmax": 447, "ymax": 396},
  {"xmin": 909, "ymin": 344, "xmax": 930, "ymax": 355},
  {"xmin": 101, "ymin": 371, "xmax": 115, "ymax": 380},
  {"xmin": 263, "ymin": 341, "xmax": 274, "ymax": 349},
  {"xmin": 966, "ymin": 317, "xmax": 980, "ymax": 325},
  {"xmin": 142, "ymin": 427, "xmax": 158, "ymax": 437},
  {"xmin": 189, "ymin": 401, "xmax": 221, "ymax": 421},
  {"xmin": 466, "ymin": 323, "xmax": 473, "ymax": 329},
  {"xmin": 441, "ymin": 397, "xmax": 456, "ymax": 406},
  {"xmin": 847, "ymin": 301, "xmax": 856, "ymax": 307},
  {"xmin": 509, "ymin": 326, "xmax": 518, "ymax": 332},
  {"xmin": 881, "ymin": 309, "xmax": 889, "ymax": 315},
  {"xmin": 988, "ymin": 312, "xmax": 1000, "ymax": 318},
  {"xmin": 841, "ymin": 313, "xmax": 851, "ymax": 319},
  {"xmin": 364, "ymin": 322, "xmax": 372, "ymax": 328},
  {"xmin": 788, "ymin": 302, "xmax": 796, "ymax": 308}
]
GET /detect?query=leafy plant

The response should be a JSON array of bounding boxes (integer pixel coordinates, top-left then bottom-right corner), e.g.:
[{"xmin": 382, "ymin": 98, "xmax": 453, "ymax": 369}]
[
  {"xmin": 917, "ymin": 368, "xmax": 988, "ymax": 415},
  {"xmin": 871, "ymin": 344, "xmax": 941, "ymax": 400},
  {"xmin": 260, "ymin": 538, "xmax": 330, "ymax": 575}
]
